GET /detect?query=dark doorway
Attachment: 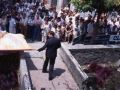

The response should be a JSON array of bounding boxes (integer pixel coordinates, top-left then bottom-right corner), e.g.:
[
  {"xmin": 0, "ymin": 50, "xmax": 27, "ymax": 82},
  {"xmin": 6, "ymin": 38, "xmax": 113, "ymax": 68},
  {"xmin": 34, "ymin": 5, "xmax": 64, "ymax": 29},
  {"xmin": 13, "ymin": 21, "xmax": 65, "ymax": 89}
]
[
  {"xmin": 13, "ymin": 0, "xmax": 20, "ymax": 3},
  {"xmin": 63, "ymin": 0, "xmax": 70, "ymax": 7},
  {"xmin": 51, "ymin": 0, "xmax": 57, "ymax": 6}
]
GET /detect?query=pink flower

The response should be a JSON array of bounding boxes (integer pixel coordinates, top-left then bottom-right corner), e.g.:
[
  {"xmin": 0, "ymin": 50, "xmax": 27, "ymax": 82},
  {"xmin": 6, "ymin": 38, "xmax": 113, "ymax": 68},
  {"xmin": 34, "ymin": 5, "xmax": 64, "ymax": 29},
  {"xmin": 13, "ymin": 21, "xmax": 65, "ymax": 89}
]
[
  {"xmin": 12, "ymin": 77, "xmax": 18, "ymax": 83},
  {"xmin": 10, "ymin": 72, "xmax": 15, "ymax": 77},
  {"xmin": 88, "ymin": 62, "xmax": 102, "ymax": 72},
  {"xmin": 97, "ymin": 67, "xmax": 113, "ymax": 79}
]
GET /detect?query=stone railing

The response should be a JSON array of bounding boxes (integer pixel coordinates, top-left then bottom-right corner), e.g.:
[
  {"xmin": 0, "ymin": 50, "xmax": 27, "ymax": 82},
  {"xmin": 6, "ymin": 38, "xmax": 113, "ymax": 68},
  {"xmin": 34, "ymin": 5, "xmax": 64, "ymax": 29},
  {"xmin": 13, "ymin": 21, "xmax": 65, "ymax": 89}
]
[{"xmin": 20, "ymin": 51, "xmax": 33, "ymax": 90}]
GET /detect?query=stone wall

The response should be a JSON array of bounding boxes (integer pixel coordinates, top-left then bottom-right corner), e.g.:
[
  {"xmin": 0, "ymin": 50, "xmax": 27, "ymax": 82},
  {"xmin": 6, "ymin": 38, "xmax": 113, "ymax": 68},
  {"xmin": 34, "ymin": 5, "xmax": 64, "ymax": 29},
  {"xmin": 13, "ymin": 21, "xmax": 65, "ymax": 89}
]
[{"xmin": 59, "ymin": 43, "xmax": 88, "ymax": 89}]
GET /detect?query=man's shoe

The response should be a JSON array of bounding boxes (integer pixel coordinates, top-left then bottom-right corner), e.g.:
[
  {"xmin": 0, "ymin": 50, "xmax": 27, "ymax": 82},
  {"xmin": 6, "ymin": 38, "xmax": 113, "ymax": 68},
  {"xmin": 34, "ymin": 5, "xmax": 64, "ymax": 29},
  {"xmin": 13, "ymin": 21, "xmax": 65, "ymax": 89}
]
[
  {"xmin": 32, "ymin": 40, "xmax": 34, "ymax": 42},
  {"xmin": 42, "ymin": 70, "xmax": 47, "ymax": 73},
  {"xmin": 49, "ymin": 77, "xmax": 53, "ymax": 81}
]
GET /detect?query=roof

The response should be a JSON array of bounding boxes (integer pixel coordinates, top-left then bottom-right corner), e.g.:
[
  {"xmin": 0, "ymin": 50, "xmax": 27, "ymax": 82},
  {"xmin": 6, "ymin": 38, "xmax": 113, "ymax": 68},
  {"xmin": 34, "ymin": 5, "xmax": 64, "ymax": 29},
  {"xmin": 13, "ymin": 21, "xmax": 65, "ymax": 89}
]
[{"xmin": 0, "ymin": 31, "xmax": 32, "ymax": 51}]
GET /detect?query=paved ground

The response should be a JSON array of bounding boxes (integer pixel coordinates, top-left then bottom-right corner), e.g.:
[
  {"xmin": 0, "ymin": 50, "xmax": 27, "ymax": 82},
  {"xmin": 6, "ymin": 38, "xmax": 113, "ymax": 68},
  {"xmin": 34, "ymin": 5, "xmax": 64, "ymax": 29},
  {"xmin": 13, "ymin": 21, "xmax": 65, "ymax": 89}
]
[{"xmin": 24, "ymin": 41, "xmax": 79, "ymax": 90}]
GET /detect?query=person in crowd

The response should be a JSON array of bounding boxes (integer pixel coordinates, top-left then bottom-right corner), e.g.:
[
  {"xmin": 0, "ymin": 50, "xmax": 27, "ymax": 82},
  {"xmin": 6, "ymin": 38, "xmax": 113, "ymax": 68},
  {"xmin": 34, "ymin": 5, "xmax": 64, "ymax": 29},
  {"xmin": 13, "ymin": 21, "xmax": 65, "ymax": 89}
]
[
  {"xmin": 65, "ymin": 21, "xmax": 73, "ymax": 43},
  {"xmin": 15, "ymin": 13, "xmax": 21, "ymax": 34},
  {"xmin": 0, "ymin": 0, "xmax": 119, "ymax": 45},
  {"xmin": 108, "ymin": 18, "xmax": 114, "ymax": 33},
  {"xmin": 32, "ymin": 14, "xmax": 42, "ymax": 41},
  {"xmin": 64, "ymin": 4, "xmax": 69, "ymax": 11},
  {"xmin": 73, "ymin": 22, "xmax": 79, "ymax": 39},
  {"xmin": 1, "ymin": 14, "xmax": 7, "ymax": 31},
  {"xmin": 20, "ymin": 14, "xmax": 28, "ymax": 38},
  {"xmin": 56, "ymin": 25, "xmax": 61, "ymax": 39},
  {"xmin": 18, "ymin": 5, "xmax": 23, "ymax": 13},
  {"xmin": 27, "ymin": 15, "xmax": 35, "ymax": 40},
  {"xmin": 87, "ymin": 20, "xmax": 94, "ymax": 36},
  {"xmin": 8, "ymin": 15, "xmax": 16, "ymax": 34},
  {"xmin": 51, "ymin": 22, "xmax": 57, "ymax": 33},
  {"xmin": 37, "ymin": 31, "xmax": 61, "ymax": 80},
  {"xmin": 60, "ymin": 23, "xmax": 66, "ymax": 41},
  {"xmin": 115, "ymin": 18, "xmax": 120, "ymax": 28},
  {"xmin": 6, "ymin": 15, "xmax": 10, "ymax": 33},
  {"xmin": 41, "ymin": 20, "xmax": 50, "ymax": 42},
  {"xmin": 48, "ymin": 8, "xmax": 54, "ymax": 21},
  {"xmin": 112, "ymin": 23, "xmax": 118, "ymax": 34},
  {"xmin": 79, "ymin": 19, "xmax": 85, "ymax": 35}
]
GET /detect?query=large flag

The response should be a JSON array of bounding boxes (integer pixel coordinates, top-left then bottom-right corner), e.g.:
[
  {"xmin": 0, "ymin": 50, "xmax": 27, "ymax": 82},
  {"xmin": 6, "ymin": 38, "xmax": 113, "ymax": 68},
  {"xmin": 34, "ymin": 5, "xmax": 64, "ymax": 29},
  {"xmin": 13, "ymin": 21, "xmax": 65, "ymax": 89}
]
[{"xmin": 0, "ymin": 31, "xmax": 32, "ymax": 51}]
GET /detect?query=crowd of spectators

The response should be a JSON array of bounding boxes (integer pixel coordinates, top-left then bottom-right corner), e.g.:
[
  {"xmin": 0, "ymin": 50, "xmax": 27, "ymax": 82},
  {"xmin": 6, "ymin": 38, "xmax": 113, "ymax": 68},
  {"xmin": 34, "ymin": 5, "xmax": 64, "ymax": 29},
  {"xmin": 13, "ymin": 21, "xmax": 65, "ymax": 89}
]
[{"xmin": 0, "ymin": 1, "xmax": 120, "ymax": 44}]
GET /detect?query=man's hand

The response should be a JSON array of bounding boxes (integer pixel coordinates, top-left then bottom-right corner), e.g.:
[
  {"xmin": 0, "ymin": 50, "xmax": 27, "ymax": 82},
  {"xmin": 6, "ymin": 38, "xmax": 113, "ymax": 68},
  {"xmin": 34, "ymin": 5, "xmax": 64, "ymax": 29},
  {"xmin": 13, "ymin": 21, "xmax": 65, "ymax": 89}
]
[{"xmin": 37, "ymin": 49, "xmax": 40, "ymax": 52}]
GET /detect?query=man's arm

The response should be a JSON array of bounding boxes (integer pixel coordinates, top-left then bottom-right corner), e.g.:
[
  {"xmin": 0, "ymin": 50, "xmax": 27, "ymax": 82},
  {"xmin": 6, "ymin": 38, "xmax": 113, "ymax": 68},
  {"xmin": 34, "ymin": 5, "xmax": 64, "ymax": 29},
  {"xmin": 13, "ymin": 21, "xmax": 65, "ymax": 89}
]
[
  {"xmin": 13, "ymin": 19, "xmax": 16, "ymax": 29},
  {"xmin": 57, "ymin": 40, "xmax": 61, "ymax": 48},
  {"xmin": 37, "ymin": 41, "xmax": 48, "ymax": 52}
]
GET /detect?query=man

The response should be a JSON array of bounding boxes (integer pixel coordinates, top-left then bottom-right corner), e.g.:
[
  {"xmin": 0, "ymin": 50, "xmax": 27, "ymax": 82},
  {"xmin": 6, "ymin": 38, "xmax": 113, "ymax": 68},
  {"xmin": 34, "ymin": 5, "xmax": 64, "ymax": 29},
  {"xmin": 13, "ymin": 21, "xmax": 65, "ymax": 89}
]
[
  {"xmin": 32, "ymin": 13, "xmax": 42, "ymax": 41},
  {"xmin": 27, "ymin": 15, "xmax": 35, "ymax": 40},
  {"xmin": 20, "ymin": 14, "xmax": 28, "ymax": 38},
  {"xmin": 37, "ymin": 31, "xmax": 61, "ymax": 80},
  {"xmin": 1, "ymin": 14, "xmax": 7, "ymax": 31},
  {"xmin": 8, "ymin": 15, "xmax": 16, "ymax": 34}
]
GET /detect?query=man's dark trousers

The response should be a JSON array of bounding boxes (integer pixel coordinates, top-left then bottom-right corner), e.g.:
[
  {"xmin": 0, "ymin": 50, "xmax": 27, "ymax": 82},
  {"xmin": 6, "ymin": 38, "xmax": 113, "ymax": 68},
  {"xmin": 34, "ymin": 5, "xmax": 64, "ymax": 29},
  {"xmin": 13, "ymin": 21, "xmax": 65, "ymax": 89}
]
[{"xmin": 42, "ymin": 57, "xmax": 56, "ymax": 79}]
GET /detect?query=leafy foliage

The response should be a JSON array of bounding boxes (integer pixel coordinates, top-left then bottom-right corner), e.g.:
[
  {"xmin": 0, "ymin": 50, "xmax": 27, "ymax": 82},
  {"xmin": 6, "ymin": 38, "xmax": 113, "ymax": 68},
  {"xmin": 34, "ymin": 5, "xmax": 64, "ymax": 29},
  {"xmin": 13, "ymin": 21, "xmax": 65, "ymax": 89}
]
[
  {"xmin": 82, "ymin": 62, "xmax": 113, "ymax": 90},
  {"xmin": 0, "ymin": 71, "xmax": 18, "ymax": 90},
  {"xmin": 0, "ymin": 52, "xmax": 20, "ymax": 89},
  {"xmin": 88, "ymin": 62, "xmax": 102, "ymax": 72},
  {"xmin": 97, "ymin": 67, "xmax": 113, "ymax": 79},
  {"xmin": 70, "ymin": 0, "xmax": 120, "ymax": 13}
]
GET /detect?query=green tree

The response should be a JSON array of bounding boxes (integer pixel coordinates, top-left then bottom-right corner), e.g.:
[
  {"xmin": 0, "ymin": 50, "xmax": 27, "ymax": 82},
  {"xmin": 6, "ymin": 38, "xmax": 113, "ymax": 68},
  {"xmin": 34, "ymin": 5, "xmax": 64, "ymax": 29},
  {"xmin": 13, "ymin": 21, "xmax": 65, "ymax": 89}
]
[
  {"xmin": 70, "ymin": 0, "xmax": 120, "ymax": 12},
  {"xmin": 71, "ymin": 0, "xmax": 120, "ymax": 10},
  {"xmin": 70, "ymin": 0, "xmax": 120, "ymax": 18}
]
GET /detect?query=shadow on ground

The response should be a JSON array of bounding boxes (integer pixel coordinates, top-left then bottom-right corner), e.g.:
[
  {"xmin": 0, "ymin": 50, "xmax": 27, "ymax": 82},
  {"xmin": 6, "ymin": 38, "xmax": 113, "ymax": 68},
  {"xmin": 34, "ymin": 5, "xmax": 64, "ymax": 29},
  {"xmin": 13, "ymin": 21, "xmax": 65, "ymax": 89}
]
[
  {"xmin": 53, "ymin": 68, "xmax": 66, "ymax": 79},
  {"xmin": 25, "ymin": 55, "xmax": 38, "ymax": 70},
  {"xmin": 26, "ymin": 39, "xmax": 34, "ymax": 43}
]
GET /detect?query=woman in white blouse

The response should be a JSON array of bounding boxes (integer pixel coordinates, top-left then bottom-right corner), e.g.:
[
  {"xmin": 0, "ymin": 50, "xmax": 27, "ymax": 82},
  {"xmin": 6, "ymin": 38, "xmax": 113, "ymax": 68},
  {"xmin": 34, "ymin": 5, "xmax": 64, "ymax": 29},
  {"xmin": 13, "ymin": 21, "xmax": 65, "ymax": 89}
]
[{"xmin": 42, "ymin": 20, "xmax": 50, "ymax": 42}]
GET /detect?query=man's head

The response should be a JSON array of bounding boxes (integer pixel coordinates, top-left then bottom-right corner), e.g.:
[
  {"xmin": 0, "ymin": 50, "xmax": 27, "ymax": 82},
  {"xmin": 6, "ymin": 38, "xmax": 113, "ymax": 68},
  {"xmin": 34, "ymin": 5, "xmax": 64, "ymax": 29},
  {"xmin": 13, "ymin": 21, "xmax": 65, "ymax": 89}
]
[
  {"xmin": 2, "ymin": 14, "xmax": 5, "ymax": 19},
  {"xmin": 31, "ymin": 15, "xmax": 34, "ymax": 20},
  {"xmin": 23, "ymin": 14, "xmax": 26, "ymax": 18},
  {"xmin": 48, "ymin": 31, "xmax": 54, "ymax": 38},
  {"xmin": 36, "ymin": 14, "xmax": 39, "ymax": 19},
  {"xmin": 8, "ymin": 15, "xmax": 12, "ymax": 20}
]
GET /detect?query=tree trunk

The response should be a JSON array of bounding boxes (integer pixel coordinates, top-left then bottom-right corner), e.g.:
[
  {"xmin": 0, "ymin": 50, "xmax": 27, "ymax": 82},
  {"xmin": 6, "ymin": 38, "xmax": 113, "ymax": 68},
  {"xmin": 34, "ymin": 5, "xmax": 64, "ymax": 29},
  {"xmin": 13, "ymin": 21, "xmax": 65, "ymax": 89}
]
[{"xmin": 91, "ymin": 12, "xmax": 101, "ymax": 44}]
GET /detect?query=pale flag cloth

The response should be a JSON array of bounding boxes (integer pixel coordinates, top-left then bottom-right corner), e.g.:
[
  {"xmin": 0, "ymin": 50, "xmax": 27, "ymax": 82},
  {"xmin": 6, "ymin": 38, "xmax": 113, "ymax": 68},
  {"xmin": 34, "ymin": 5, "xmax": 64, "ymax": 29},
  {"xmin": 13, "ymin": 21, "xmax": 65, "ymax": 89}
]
[{"xmin": 0, "ymin": 31, "xmax": 32, "ymax": 50}]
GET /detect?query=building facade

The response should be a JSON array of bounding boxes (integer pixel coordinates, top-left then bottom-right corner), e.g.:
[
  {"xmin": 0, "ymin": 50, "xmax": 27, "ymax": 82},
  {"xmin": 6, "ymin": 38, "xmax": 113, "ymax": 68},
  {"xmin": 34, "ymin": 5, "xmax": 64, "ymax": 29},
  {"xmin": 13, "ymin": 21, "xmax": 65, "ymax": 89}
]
[
  {"xmin": 48, "ymin": 0, "xmax": 70, "ymax": 11},
  {"xmin": 0, "ymin": 0, "xmax": 70, "ymax": 10}
]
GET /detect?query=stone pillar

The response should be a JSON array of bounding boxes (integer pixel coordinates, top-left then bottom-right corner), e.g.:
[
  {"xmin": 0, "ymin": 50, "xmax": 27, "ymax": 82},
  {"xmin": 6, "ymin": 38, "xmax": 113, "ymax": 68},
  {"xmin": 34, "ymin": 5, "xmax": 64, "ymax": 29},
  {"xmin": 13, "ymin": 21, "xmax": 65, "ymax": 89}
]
[
  {"xmin": 48, "ymin": 0, "xmax": 51, "ymax": 4},
  {"xmin": 8, "ymin": 0, "xmax": 13, "ymax": 5},
  {"xmin": 51, "ymin": 0, "xmax": 57, "ymax": 6},
  {"xmin": 62, "ymin": 0, "xmax": 70, "ymax": 6},
  {"xmin": 56, "ymin": 0, "xmax": 70, "ymax": 12},
  {"xmin": 43, "ymin": 0, "xmax": 47, "ymax": 4},
  {"xmin": 70, "ymin": 3, "xmax": 75, "ymax": 11},
  {"xmin": 56, "ymin": 0, "xmax": 63, "ymax": 11}
]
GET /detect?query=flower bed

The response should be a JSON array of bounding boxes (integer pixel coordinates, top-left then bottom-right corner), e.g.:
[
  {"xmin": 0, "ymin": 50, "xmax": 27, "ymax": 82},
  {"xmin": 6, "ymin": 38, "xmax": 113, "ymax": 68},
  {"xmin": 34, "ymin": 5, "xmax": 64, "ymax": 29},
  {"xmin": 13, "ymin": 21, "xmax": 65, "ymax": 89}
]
[
  {"xmin": 0, "ymin": 52, "xmax": 20, "ymax": 90},
  {"xmin": 70, "ymin": 48, "xmax": 120, "ymax": 90}
]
